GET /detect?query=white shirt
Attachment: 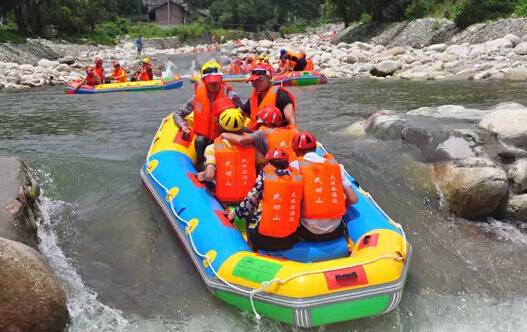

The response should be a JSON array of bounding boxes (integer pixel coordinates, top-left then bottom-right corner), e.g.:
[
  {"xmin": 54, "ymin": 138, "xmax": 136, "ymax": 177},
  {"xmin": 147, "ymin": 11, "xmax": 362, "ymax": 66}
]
[{"xmin": 290, "ymin": 152, "xmax": 352, "ymax": 235}]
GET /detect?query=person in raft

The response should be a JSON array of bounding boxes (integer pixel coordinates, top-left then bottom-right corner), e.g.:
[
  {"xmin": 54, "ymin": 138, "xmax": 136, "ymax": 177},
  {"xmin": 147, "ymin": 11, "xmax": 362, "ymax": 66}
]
[
  {"xmin": 93, "ymin": 57, "xmax": 105, "ymax": 83},
  {"xmin": 277, "ymin": 49, "xmax": 307, "ymax": 73},
  {"xmin": 173, "ymin": 60, "xmax": 242, "ymax": 168},
  {"xmin": 220, "ymin": 105, "xmax": 299, "ymax": 167},
  {"xmin": 109, "ymin": 61, "xmax": 127, "ymax": 83},
  {"xmin": 79, "ymin": 66, "xmax": 101, "ymax": 87},
  {"xmin": 138, "ymin": 57, "xmax": 154, "ymax": 81},
  {"xmin": 290, "ymin": 131, "xmax": 358, "ymax": 241},
  {"xmin": 240, "ymin": 64, "xmax": 297, "ymax": 130},
  {"xmin": 197, "ymin": 102, "xmax": 257, "ymax": 204},
  {"xmin": 226, "ymin": 148, "xmax": 303, "ymax": 251}
]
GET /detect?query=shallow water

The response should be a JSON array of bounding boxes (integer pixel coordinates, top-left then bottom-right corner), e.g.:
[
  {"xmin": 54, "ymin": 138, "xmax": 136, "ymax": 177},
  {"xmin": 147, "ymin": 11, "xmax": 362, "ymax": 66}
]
[{"xmin": 1, "ymin": 57, "xmax": 527, "ymax": 331}]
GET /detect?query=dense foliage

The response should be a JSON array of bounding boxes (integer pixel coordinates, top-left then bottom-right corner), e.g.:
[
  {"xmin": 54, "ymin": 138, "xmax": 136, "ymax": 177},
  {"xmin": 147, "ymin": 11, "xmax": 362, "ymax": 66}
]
[{"xmin": 1, "ymin": 0, "xmax": 527, "ymax": 43}]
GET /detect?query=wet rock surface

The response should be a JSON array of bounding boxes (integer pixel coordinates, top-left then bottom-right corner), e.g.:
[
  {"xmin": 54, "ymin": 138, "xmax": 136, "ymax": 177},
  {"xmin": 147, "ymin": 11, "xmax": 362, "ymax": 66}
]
[
  {"xmin": 353, "ymin": 103, "xmax": 527, "ymax": 221},
  {"xmin": 0, "ymin": 157, "xmax": 69, "ymax": 331}
]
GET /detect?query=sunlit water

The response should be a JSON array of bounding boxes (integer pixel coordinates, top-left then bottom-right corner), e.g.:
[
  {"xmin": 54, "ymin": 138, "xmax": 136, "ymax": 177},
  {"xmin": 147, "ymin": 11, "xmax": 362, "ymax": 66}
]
[{"xmin": 1, "ymin": 56, "xmax": 526, "ymax": 331}]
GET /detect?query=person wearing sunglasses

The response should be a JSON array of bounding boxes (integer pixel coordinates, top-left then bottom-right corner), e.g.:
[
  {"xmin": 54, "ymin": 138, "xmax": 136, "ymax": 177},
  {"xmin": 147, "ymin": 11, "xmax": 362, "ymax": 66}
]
[
  {"xmin": 240, "ymin": 64, "xmax": 297, "ymax": 131},
  {"xmin": 173, "ymin": 60, "xmax": 242, "ymax": 169}
]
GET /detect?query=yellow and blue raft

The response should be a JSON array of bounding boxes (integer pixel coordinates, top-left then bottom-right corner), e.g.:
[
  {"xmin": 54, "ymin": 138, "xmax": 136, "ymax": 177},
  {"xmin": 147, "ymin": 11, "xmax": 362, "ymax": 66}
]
[{"xmin": 140, "ymin": 114, "xmax": 411, "ymax": 327}]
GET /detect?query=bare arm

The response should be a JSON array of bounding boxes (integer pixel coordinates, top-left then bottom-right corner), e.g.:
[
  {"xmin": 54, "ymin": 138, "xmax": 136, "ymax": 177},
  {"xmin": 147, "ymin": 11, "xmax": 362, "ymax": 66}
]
[
  {"xmin": 283, "ymin": 103, "xmax": 296, "ymax": 126},
  {"xmin": 344, "ymin": 185, "xmax": 358, "ymax": 206},
  {"xmin": 220, "ymin": 132, "xmax": 254, "ymax": 145},
  {"xmin": 173, "ymin": 96, "xmax": 194, "ymax": 131},
  {"xmin": 202, "ymin": 164, "xmax": 216, "ymax": 182}
]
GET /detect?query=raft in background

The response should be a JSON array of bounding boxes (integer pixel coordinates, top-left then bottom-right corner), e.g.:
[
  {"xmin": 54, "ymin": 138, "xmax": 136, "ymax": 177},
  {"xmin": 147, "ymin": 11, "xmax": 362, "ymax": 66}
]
[
  {"xmin": 190, "ymin": 73, "xmax": 249, "ymax": 83},
  {"xmin": 271, "ymin": 70, "xmax": 328, "ymax": 86},
  {"xmin": 66, "ymin": 76, "xmax": 183, "ymax": 94},
  {"xmin": 140, "ymin": 114, "xmax": 411, "ymax": 328}
]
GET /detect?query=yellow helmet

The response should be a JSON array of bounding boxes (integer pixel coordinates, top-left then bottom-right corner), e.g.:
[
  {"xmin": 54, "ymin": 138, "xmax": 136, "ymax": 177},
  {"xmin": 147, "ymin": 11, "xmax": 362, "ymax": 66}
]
[
  {"xmin": 201, "ymin": 60, "xmax": 222, "ymax": 75},
  {"xmin": 142, "ymin": 57, "xmax": 150, "ymax": 64},
  {"xmin": 258, "ymin": 53, "xmax": 266, "ymax": 60},
  {"xmin": 218, "ymin": 108, "xmax": 244, "ymax": 132}
]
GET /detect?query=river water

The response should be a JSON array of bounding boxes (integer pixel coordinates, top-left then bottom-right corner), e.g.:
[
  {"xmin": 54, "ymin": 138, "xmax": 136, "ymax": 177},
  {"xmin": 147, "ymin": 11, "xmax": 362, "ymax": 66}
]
[{"xmin": 1, "ymin": 55, "xmax": 526, "ymax": 331}]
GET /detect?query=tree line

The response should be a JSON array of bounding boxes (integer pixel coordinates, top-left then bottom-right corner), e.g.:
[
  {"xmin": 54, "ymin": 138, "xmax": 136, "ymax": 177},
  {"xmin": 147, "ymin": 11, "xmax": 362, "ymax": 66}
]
[{"xmin": 1, "ymin": 0, "xmax": 526, "ymax": 38}]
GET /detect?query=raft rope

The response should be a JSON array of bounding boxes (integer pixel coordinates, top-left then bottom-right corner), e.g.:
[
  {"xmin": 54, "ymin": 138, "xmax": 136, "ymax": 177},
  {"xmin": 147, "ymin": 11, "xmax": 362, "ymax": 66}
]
[{"xmin": 145, "ymin": 118, "xmax": 408, "ymax": 321}]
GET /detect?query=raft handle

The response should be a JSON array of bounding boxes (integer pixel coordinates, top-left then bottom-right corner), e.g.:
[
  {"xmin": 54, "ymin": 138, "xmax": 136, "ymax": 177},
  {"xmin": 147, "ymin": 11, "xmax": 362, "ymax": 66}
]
[{"xmin": 335, "ymin": 271, "xmax": 358, "ymax": 281}]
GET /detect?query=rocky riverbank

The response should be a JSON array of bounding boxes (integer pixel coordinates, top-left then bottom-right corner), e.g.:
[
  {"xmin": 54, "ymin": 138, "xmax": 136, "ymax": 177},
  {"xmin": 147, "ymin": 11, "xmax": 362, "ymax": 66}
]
[
  {"xmin": 347, "ymin": 103, "xmax": 527, "ymax": 221},
  {"xmin": 0, "ymin": 157, "xmax": 69, "ymax": 331},
  {"xmin": 4, "ymin": 18, "xmax": 527, "ymax": 89}
]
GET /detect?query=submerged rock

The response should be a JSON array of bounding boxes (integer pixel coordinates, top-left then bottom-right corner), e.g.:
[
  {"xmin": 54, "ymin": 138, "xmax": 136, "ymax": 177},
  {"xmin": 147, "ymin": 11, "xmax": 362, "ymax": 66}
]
[
  {"xmin": 432, "ymin": 158, "xmax": 508, "ymax": 219},
  {"xmin": 0, "ymin": 237, "xmax": 69, "ymax": 332}
]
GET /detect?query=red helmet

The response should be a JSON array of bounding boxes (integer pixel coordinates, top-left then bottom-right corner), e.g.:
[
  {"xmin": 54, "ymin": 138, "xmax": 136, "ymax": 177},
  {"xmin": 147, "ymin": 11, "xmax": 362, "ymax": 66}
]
[
  {"xmin": 265, "ymin": 148, "xmax": 288, "ymax": 163},
  {"xmin": 292, "ymin": 131, "xmax": 317, "ymax": 151},
  {"xmin": 257, "ymin": 105, "xmax": 282, "ymax": 127}
]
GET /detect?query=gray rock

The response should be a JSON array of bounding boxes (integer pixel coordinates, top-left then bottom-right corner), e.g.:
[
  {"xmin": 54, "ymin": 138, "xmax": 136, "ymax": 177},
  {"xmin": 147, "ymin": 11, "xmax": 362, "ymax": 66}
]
[
  {"xmin": 514, "ymin": 41, "xmax": 527, "ymax": 55},
  {"xmin": 504, "ymin": 33, "xmax": 521, "ymax": 47},
  {"xmin": 479, "ymin": 104, "xmax": 527, "ymax": 150},
  {"xmin": 364, "ymin": 110, "xmax": 406, "ymax": 140},
  {"xmin": 474, "ymin": 71, "xmax": 492, "ymax": 80},
  {"xmin": 484, "ymin": 37, "xmax": 513, "ymax": 50},
  {"xmin": 446, "ymin": 44, "xmax": 470, "ymax": 58},
  {"xmin": 37, "ymin": 59, "xmax": 60, "ymax": 68},
  {"xmin": 57, "ymin": 56, "xmax": 75, "ymax": 65},
  {"xmin": 0, "ymin": 237, "xmax": 69, "ymax": 332},
  {"xmin": 407, "ymin": 105, "xmax": 491, "ymax": 121},
  {"xmin": 432, "ymin": 158, "xmax": 508, "ymax": 219},
  {"xmin": 507, "ymin": 159, "xmax": 527, "ymax": 194},
  {"xmin": 344, "ymin": 120, "xmax": 367, "ymax": 137},
  {"xmin": 370, "ymin": 60, "xmax": 402, "ymax": 77},
  {"xmin": 429, "ymin": 43, "xmax": 448, "ymax": 52},
  {"xmin": 384, "ymin": 46, "xmax": 406, "ymax": 57},
  {"xmin": 501, "ymin": 194, "xmax": 527, "ymax": 220},
  {"xmin": 54, "ymin": 64, "xmax": 71, "ymax": 73}
]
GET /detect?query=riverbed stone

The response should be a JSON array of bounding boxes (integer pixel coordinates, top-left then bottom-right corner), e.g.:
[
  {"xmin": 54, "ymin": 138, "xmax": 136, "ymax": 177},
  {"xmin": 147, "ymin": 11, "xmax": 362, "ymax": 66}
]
[
  {"xmin": 503, "ymin": 68, "xmax": 527, "ymax": 81},
  {"xmin": 432, "ymin": 157, "xmax": 508, "ymax": 219},
  {"xmin": 37, "ymin": 59, "xmax": 60, "ymax": 68},
  {"xmin": 429, "ymin": 43, "xmax": 448, "ymax": 52},
  {"xmin": 504, "ymin": 33, "xmax": 521, "ymax": 47},
  {"xmin": 446, "ymin": 44, "xmax": 471, "ymax": 58},
  {"xmin": 0, "ymin": 237, "xmax": 69, "ymax": 332},
  {"xmin": 479, "ymin": 104, "xmax": 527, "ymax": 150},
  {"xmin": 364, "ymin": 110, "xmax": 406, "ymax": 139},
  {"xmin": 500, "ymin": 194, "xmax": 527, "ymax": 220},
  {"xmin": 370, "ymin": 60, "xmax": 402, "ymax": 77},
  {"xmin": 514, "ymin": 41, "xmax": 527, "ymax": 55},
  {"xmin": 57, "ymin": 56, "xmax": 75, "ymax": 65},
  {"xmin": 507, "ymin": 159, "xmax": 527, "ymax": 194}
]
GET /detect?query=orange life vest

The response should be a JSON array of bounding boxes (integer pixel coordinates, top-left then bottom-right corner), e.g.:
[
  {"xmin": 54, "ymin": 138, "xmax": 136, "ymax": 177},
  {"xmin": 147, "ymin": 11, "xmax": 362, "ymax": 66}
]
[
  {"xmin": 94, "ymin": 66, "xmax": 104, "ymax": 82},
  {"xmin": 193, "ymin": 81, "xmax": 228, "ymax": 140},
  {"xmin": 304, "ymin": 59, "xmax": 314, "ymax": 71},
  {"xmin": 86, "ymin": 74, "xmax": 100, "ymax": 86},
  {"xmin": 248, "ymin": 86, "xmax": 296, "ymax": 130},
  {"xmin": 259, "ymin": 165, "xmax": 303, "ymax": 238},
  {"xmin": 112, "ymin": 67, "xmax": 127, "ymax": 82},
  {"xmin": 214, "ymin": 138, "xmax": 257, "ymax": 203},
  {"xmin": 229, "ymin": 63, "xmax": 243, "ymax": 75},
  {"xmin": 297, "ymin": 153, "xmax": 346, "ymax": 219},
  {"xmin": 139, "ymin": 64, "xmax": 153, "ymax": 81},
  {"xmin": 261, "ymin": 126, "xmax": 298, "ymax": 162}
]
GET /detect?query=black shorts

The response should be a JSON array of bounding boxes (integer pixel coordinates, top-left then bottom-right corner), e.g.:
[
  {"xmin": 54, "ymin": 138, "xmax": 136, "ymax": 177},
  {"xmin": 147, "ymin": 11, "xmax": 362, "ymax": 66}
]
[
  {"xmin": 297, "ymin": 221, "xmax": 346, "ymax": 242},
  {"xmin": 293, "ymin": 58, "xmax": 307, "ymax": 71},
  {"xmin": 247, "ymin": 225, "xmax": 298, "ymax": 251}
]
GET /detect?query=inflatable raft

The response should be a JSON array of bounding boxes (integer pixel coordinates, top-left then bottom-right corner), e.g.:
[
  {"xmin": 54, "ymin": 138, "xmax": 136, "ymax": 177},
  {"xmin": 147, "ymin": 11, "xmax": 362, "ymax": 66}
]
[
  {"xmin": 272, "ymin": 70, "xmax": 327, "ymax": 87},
  {"xmin": 66, "ymin": 76, "xmax": 183, "ymax": 94},
  {"xmin": 190, "ymin": 73, "xmax": 249, "ymax": 83},
  {"xmin": 140, "ymin": 115, "xmax": 411, "ymax": 327}
]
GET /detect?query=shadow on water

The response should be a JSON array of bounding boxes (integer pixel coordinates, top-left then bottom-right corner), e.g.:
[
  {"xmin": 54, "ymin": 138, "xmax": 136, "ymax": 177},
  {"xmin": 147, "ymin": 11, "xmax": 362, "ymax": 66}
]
[{"xmin": 1, "ymin": 57, "xmax": 527, "ymax": 331}]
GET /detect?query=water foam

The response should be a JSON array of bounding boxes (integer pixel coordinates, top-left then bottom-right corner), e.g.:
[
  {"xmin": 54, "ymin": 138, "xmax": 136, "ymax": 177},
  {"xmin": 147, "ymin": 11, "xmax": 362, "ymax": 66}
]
[{"xmin": 37, "ymin": 196, "xmax": 130, "ymax": 331}]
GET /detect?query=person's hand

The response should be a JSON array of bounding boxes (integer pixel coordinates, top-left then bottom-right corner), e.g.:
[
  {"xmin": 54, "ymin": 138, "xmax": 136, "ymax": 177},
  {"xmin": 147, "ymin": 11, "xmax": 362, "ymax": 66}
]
[
  {"xmin": 225, "ymin": 210, "xmax": 235, "ymax": 223},
  {"xmin": 181, "ymin": 127, "xmax": 191, "ymax": 140},
  {"xmin": 196, "ymin": 171, "xmax": 205, "ymax": 182}
]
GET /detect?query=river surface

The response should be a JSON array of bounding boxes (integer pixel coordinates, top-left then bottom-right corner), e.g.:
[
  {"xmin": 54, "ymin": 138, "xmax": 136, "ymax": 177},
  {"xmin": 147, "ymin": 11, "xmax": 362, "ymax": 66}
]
[{"xmin": 1, "ymin": 56, "xmax": 527, "ymax": 331}]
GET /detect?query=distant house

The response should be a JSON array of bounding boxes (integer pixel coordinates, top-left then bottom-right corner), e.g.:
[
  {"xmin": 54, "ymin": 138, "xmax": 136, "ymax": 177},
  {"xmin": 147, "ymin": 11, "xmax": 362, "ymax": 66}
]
[{"xmin": 145, "ymin": 0, "xmax": 191, "ymax": 26}]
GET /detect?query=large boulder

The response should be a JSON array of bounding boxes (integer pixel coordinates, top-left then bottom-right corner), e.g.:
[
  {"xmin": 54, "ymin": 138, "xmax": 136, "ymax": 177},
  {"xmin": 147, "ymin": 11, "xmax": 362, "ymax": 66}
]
[
  {"xmin": 432, "ymin": 158, "xmax": 508, "ymax": 219},
  {"xmin": 504, "ymin": 33, "xmax": 521, "ymax": 47},
  {"xmin": 514, "ymin": 41, "xmax": 527, "ymax": 55},
  {"xmin": 479, "ymin": 104, "xmax": 527, "ymax": 150},
  {"xmin": 507, "ymin": 159, "xmax": 527, "ymax": 194},
  {"xmin": 0, "ymin": 237, "xmax": 68, "ymax": 332},
  {"xmin": 370, "ymin": 60, "xmax": 402, "ymax": 77}
]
